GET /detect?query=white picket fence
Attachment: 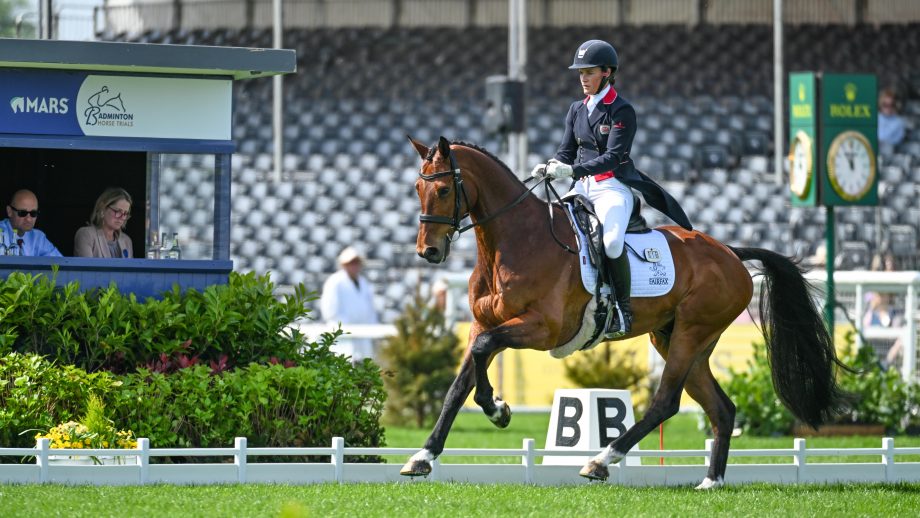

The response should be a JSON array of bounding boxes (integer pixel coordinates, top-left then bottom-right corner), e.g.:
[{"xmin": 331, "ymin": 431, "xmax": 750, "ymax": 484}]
[{"xmin": 2, "ymin": 437, "xmax": 920, "ymax": 486}]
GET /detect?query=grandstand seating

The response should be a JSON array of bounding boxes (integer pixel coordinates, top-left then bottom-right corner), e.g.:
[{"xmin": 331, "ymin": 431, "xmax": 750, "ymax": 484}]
[{"xmin": 108, "ymin": 24, "xmax": 920, "ymax": 321}]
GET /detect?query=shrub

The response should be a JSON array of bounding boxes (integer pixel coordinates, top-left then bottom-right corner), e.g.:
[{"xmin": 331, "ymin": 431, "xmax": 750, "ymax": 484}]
[
  {"xmin": 0, "ymin": 352, "xmax": 120, "ymax": 452},
  {"xmin": 724, "ymin": 341, "xmax": 795, "ymax": 436},
  {"xmin": 837, "ymin": 335, "xmax": 920, "ymax": 432},
  {"xmin": 0, "ymin": 270, "xmax": 313, "ymax": 373},
  {"xmin": 379, "ymin": 292, "xmax": 461, "ymax": 427},
  {"xmin": 726, "ymin": 333, "xmax": 920, "ymax": 436},
  {"xmin": 111, "ymin": 333, "xmax": 385, "ymax": 452},
  {"xmin": 563, "ymin": 342, "xmax": 653, "ymax": 414},
  {"xmin": 1, "ymin": 342, "xmax": 387, "ymax": 457}
]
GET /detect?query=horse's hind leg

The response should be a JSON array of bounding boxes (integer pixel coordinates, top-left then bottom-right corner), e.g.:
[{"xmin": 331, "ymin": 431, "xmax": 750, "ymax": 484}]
[
  {"xmin": 579, "ymin": 324, "xmax": 724, "ymax": 481},
  {"xmin": 684, "ymin": 361, "xmax": 735, "ymax": 489}
]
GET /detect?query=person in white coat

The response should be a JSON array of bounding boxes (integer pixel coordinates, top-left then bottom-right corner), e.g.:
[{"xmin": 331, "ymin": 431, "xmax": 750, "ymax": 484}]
[{"xmin": 320, "ymin": 246, "xmax": 379, "ymax": 361}]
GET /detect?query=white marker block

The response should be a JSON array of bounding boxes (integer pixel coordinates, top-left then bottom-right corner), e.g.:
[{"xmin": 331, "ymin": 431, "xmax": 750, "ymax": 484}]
[{"xmin": 543, "ymin": 388, "xmax": 640, "ymax": 466}]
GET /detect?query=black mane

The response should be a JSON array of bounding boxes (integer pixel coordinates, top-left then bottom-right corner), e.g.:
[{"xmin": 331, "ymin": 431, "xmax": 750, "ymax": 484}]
[{"xmin": 426, "ymin": 139, "xmax": 524, "ymax": 185}]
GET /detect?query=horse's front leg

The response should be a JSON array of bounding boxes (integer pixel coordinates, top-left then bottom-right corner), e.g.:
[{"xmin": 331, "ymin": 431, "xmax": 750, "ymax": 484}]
[
  {"xmin": 470, "ymin": 311, "xmax": 550, "ymax": 428},
  {"xmin": 400, "ymin": 354, "xmax": 475, "ymax": 477}
]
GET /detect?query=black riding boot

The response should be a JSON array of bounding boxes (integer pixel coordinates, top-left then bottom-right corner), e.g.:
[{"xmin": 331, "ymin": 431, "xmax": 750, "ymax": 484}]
[{"xmin": 604, "ymin": 252, "xmax": 632, "ymax": 338}]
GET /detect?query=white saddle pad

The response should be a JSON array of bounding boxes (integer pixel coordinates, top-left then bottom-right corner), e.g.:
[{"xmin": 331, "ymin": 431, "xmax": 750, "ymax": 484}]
[{"xmin": 567, "ymin": 205, "xmax": 675, "ymax": 298}]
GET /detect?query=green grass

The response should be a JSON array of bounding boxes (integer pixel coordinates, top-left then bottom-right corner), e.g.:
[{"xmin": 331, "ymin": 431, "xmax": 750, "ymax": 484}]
[
  {"xmin": 383, "ymin": 411, "xmax": 920, "ymax": 465},
  {"xmin": 3, "ymin": 482, "xmax": 920, "ymax": 517},
  {"xmin": 4, "ymin": 412, "xmax": 920, "ymax": 517}
]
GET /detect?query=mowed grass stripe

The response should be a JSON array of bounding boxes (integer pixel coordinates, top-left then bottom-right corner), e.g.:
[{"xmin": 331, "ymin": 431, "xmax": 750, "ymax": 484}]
[{"xmin": 2, "ymin": 482, "xmax": 920, "ymax": 517}]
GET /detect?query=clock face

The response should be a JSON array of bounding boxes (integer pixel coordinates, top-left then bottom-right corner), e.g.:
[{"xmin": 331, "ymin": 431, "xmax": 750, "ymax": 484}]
[
  {"xmin": 789, "ymin": 130, "xmax": 813, "ymax": 199},
  {"xmin": 827, "ymin": 130, "xmax": 876, "ymax": 202}
]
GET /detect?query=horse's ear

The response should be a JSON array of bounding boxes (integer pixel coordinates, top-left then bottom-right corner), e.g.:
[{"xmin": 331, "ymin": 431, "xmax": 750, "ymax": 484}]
[
  {"xmin": 437, "ymin": 136, "xmax": 451, "ymax": 158},
  {"xmin": 407, "ymin": 135, "xmax": 429, "ymax": 160}
]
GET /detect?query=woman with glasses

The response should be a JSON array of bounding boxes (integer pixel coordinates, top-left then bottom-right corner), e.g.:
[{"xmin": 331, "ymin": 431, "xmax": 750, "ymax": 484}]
[{"xmin": 74, "ymin": 187, "xmax": 134, "ymax": 258}]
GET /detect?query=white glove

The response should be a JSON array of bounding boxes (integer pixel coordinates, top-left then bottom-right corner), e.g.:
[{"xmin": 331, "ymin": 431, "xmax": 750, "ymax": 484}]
[
  {"xmin": 546, "ymin": 159, "xmax": 574, "ymax": 179},
  {"xmin": 530, "ymin": 163, "xmax": 547, "ymax": 179}
]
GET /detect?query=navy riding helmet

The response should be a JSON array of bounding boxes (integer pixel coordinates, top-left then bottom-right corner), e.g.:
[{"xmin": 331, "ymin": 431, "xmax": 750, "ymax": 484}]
[{"xmin": 569, "ymin": 40, "xmax": 619, "ymax": 72}]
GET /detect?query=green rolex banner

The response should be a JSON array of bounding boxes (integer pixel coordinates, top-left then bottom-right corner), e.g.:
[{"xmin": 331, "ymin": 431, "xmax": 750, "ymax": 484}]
[
  {"xmin": 820, "ymin": 74, "xmax": 878, "ymax": 206},
  {"xmin": 789, "ymin": 72, "xmax": 818, "ymax": 207}
]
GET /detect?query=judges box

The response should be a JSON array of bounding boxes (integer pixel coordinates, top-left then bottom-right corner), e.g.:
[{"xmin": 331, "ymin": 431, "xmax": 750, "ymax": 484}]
[{"xmin": 543, "ymin": 388, "xmax": 640, "ymax": 466}]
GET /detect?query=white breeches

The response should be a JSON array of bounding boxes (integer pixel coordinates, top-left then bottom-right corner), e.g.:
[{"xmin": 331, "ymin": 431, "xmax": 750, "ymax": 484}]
[{"xmin": 567, "ymin": 176, "xmax": 634, "ymax": 259}]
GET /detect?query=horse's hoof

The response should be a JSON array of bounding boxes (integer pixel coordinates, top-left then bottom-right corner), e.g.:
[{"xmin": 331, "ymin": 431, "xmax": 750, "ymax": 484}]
[
  {"xmin": 695, "ymin": 477, "xmax": 724, "ymax": 490},
  {"xmin": 579, "ymin": 460, "xmax": 609, "ymax": 481},
  {"xmin": 490, "ymin": 398, "xmax": 512, "ymax": 429},
  {"xmin": 400, "ymin": 459, "xmax": 432, "ymax": 477}
]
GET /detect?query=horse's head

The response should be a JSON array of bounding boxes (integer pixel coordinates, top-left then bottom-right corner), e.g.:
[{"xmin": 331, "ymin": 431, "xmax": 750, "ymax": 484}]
[{"xmin": 410, "ymin": 135, "xmax": 469, "ymax": 264}]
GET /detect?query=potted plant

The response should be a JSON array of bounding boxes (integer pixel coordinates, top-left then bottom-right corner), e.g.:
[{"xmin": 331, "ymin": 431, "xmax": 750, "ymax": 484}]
[{"xmin": 29, "ymin": 395, "xmax": 137, "ymax": 465}]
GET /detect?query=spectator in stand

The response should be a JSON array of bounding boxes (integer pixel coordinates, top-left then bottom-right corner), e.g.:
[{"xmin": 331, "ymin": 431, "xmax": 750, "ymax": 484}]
[
  {"xmin": 878, "ymin": 88, "xmax": 906, "ymax": 156},
  {"xmin": 320, "ymin": 246, "xmax": 379, "ymax": 362},
  {"xmin": 863, "ymin": 251, "xmax": 905, "ymax": 369},
  {"xmin": 0, "ymin": 189, "xmax": 62, "ymax": 257},
  {"xmin": 431, "ymin": 277, "xmax": 448, "ymax": 314},
  {"xmin": 74, "ymin": 187, "xmax": 134, "ymax": 258}
]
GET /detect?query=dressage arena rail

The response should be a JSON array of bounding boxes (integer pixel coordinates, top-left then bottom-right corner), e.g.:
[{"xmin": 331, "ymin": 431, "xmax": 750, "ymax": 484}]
[{"xmin": 2, "ymin": 437, "xmax": 920, "ymax": 486}]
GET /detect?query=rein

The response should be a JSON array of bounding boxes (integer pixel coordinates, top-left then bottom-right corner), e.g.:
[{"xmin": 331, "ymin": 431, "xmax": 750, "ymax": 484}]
[
  {"xmin": 542, "ymin": 179, "xmax": 579, "ymax": 255},
  {"xmin": 417, "ymin": 145, "xmax": 577, "ymax": 254}
]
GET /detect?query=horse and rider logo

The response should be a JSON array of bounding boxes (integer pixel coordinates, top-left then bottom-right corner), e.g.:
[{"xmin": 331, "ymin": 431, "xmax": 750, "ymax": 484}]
[{"xmin": 83, "ymin": 86, "xmax": 133, "ymax": 126}]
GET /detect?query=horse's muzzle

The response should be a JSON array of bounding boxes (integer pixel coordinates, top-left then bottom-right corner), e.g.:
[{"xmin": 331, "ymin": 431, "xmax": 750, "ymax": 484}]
[{"xmin": 420, "ymin": 246, "xmax": 443, "ymax": 264}]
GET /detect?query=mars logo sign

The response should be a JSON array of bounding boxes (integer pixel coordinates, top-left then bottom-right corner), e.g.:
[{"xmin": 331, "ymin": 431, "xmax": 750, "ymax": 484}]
[{"xmin": 9, "ymin": 95, "xmax": 70, "ymax": 114}]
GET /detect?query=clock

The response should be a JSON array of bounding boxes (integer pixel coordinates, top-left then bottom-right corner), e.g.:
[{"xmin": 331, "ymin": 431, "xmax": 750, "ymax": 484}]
[
  {"xmin": 789, "ymin": 130, "xmax": 813, "ymax": 199},
  {"xmin": 826, "ymin": 130, "xmax": 876, "ymax": 202}
]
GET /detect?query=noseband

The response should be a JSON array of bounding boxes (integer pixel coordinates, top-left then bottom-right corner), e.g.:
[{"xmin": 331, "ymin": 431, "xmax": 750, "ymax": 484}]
[{"xmin": 418, "ymin": 145, "xmax": 543, "ymax": 238}]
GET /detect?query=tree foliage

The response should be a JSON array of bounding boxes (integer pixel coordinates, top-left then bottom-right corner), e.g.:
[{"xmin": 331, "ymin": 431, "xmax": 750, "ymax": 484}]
[
  {"xmin": 563, "ymin": 342, "xmax": 653, "ymax": 414},
  {"xmin": 0, "ymin": 0, "xmax": 33, "ymax": 38},
  {"xmin": 379, "ymin": 291, "xmax": 461, "ymax": 427}
]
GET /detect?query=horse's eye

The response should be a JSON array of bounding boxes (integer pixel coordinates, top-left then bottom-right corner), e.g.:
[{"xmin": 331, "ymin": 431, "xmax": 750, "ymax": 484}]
[{"xmin": 437, "ymin": 187, "xmax": 450, "ymax": 198}]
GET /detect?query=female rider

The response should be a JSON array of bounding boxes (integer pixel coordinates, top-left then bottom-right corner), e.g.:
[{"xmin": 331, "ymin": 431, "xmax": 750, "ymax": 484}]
[{"xmin": 532, "ymin": 39, "xmax": 692, "ymax": 338}]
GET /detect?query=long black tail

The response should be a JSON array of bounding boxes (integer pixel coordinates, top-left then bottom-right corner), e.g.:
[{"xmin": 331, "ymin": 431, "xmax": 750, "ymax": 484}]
[{"xmin": 730, "ymin": 246, "xmax": 849, "ymax": 429}]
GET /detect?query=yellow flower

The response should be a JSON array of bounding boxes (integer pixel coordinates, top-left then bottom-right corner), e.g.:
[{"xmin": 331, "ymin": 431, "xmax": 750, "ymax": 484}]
[{"xmin": 102, "ymin": 441, "xmax": 109, "ymax": 448}]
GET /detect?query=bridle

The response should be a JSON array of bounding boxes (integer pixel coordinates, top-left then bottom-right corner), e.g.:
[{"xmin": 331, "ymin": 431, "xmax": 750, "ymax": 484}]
[
  {"xmin": 417, "ymin": 145, "xmax": 540, "ymax": 239},
  {"xmin": 417, "ymin": 144, "xmax": 577, "ymax": 254}
]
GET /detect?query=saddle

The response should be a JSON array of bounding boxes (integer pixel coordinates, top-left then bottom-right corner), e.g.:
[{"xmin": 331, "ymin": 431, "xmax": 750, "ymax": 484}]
[{"xmin": 560, "ymin": 193, "xmax": 648, "ymax": 346}]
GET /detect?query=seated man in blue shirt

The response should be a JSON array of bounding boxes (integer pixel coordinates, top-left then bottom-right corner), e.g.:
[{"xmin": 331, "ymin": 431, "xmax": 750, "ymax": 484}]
[{"xmin": 0, "ymin": 190, "xmax": 62, "ymax": 257}]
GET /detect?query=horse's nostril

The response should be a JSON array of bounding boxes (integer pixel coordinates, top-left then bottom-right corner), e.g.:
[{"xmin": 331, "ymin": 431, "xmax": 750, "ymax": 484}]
[{"xmin": 423, "ymin": 247, "xmax": 439, "ymax": 259}]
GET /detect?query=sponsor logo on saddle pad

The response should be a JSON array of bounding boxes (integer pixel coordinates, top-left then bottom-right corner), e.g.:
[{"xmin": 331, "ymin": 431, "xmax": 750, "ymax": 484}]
[{"xmin": 564, "ymin": 204, "xmax": 675, "ymax": 299}]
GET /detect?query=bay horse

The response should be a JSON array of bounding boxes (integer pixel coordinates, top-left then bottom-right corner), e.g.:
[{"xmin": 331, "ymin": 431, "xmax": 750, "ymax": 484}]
[{"xmin": 401, "ymin": 136, "xmax": 846, "ymax": 488}]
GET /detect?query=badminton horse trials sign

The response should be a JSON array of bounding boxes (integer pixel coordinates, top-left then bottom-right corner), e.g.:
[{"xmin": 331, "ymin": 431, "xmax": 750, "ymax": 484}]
[
  {"xmin": 788, "ymin": 72, "xmax": 878, "ymax": 207},
  {"xmin": 1, "ymin": 70, "xmax": 231, "ymax": 140}
]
